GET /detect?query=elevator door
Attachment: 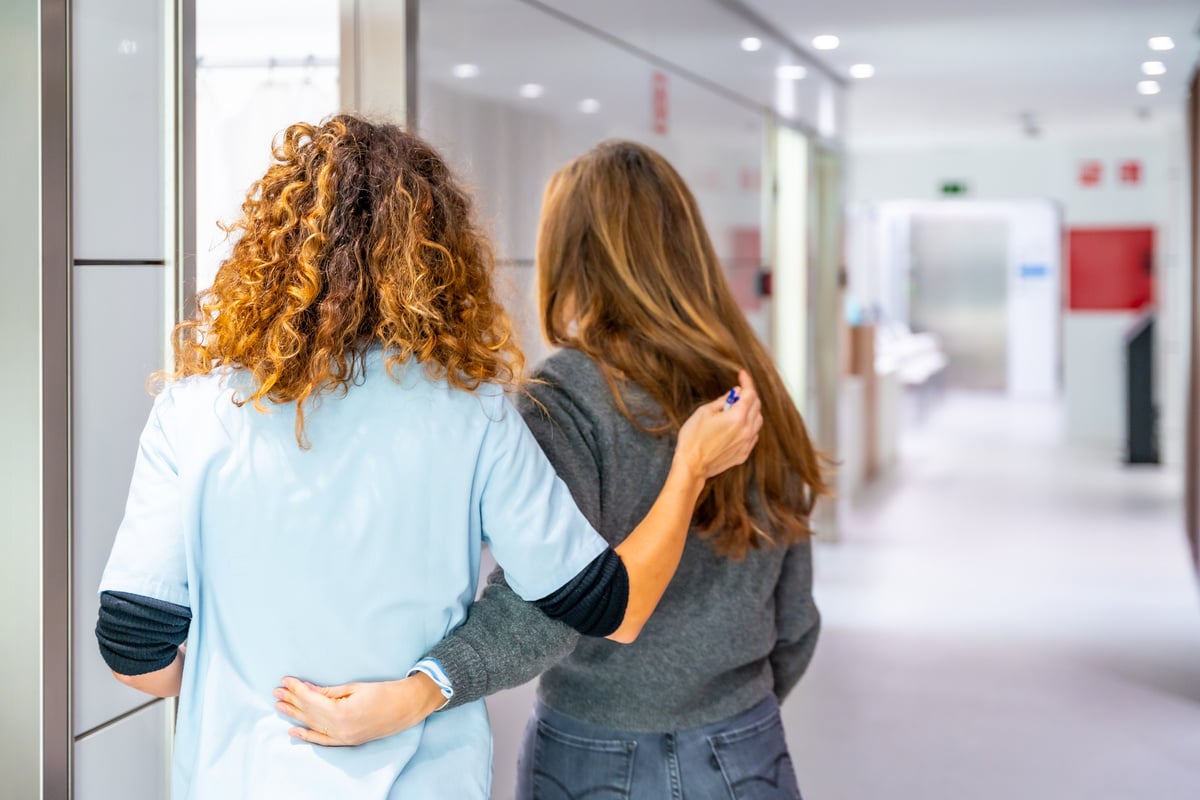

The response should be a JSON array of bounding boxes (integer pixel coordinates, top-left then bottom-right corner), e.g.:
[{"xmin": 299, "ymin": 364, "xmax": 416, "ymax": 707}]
[{"xmin": 910, "ymin": 215, "xmax": 1009, "ymax": 390}]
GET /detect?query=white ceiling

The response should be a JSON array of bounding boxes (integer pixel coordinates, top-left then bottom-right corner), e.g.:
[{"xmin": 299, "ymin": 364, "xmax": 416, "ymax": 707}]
[
  {"xmin": 196, "ymin": 0, "xmax": 1200, "ymax": 148},
  {"xmin": 744, "ymin": 0, "xmax": 1200, "ymax": 147}
]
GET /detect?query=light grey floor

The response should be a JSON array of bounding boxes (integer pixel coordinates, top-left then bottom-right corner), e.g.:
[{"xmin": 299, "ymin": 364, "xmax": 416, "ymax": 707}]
[{"xmin": 486, "ymin": 392, "xmax": 1200, "ymax": 799}]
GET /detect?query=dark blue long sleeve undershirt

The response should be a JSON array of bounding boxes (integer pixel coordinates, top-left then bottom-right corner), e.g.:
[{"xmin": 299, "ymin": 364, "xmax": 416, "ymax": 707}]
[{"xmin": 97, "ymin": 546, "xmax": 629, "ymax": 676}]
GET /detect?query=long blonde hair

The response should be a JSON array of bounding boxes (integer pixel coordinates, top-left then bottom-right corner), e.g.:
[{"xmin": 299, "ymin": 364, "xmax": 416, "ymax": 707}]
[
  {"xmin": 537, "ymin": 140, "xmax": 829, "ymax": 558},
  {"xmin": 171, "ymin": 115, "xmax": 522, "ymax": 445}
]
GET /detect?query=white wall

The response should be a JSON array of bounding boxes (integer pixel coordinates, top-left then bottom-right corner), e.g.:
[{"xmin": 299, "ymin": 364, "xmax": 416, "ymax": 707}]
[
  {"xmin": 0, "ymin": 0, "xmax": 46, "ymax": 794},
  {"xmin": 848, "ymin": 123, "xmax": 1190, "ymax": 462}
]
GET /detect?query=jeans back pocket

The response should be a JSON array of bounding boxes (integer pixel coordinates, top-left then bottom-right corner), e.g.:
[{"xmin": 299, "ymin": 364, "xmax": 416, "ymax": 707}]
[
  {"xmin": 706, "ymin": 711, "xmax": 801, "ymax": 800},
  {"xmin": 531, "ymin": 720, "xmax": 638, "ymax": 800}
]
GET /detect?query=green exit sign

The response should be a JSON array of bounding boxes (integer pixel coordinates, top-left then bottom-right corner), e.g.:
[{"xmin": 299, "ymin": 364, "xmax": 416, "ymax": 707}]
[{"xmin": 941, "ymin": 180, "xmax": 968, "ymax": 196}]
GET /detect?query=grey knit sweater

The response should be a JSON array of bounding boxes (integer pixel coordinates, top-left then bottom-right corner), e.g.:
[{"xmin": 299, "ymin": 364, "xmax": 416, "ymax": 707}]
[{"xmin": 424, "ymin": 348, "xmax": 820, "ymax": 731}]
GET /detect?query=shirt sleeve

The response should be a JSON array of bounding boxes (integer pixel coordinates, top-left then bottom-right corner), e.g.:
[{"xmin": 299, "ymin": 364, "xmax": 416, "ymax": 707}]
[
  {"xmin": 770, "ymin": 540, "xmax": 821, "ymax": 702},
  {"xmin": 474, "ymin": 393, "xmax": 609, "ymax": 602},
  {"xmin": 98, "ymin": 390, "xmax": 189, "ymax": 609},
  {"xmin": 425, "ymin": 375, "xmax": 608, "ymax": 707}
]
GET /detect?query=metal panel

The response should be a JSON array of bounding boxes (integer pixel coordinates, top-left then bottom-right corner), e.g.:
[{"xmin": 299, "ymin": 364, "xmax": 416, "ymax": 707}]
[
  {"xmin": 72, "ymin": 0, "xmax": 167, "ymax": 261},
  {"xmin": 72, "ymin": 264, "xmax": 167, "ymax": 737},
  {"xmin": 1188, "ymin": 66, "xmax": 1199, "ymax": 576},
  {"xmin": 910, "ymin": 215, "xmax": 1009, "ymax": 390},
  {"xmin": 3, "ymin": 0, "xmax": 60, "ymax": 794},
  {"xmin": 75, "ymin": 700, "xmax": 170, "ymax": 800},
  {"xmin": 43, "ymin": 0, "xmax": 73, "ymax": 794}
]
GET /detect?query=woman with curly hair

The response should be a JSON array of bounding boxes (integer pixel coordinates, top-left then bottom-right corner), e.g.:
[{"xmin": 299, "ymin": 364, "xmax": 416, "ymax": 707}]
[{"xmin": 94, "ymin": 116, "xmax": 761, "ymax": 799}]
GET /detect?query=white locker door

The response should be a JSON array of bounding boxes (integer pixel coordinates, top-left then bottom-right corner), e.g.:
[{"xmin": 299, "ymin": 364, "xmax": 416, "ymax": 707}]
[
  {"xmin": 75, "ymin": 701, "xmax": 171, "ymax": 800},
  {"xmin": 72, "ymin": 264, "xmax": 168, "ymax": 737}
]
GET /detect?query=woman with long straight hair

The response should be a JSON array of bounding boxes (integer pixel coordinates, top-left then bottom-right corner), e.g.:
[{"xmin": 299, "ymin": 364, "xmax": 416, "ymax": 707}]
[
  {"xmin": 284, "ymin": 140, "xmax": 828, "ymax": 798},
  {"xmin": 93, "ymin": 118, "xmax": 763, "ymax": 799}
]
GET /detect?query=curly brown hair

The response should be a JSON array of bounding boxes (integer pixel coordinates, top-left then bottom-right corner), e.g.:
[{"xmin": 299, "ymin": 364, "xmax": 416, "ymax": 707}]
[{"xmin": 171, "ymin": 115, "xmax": 523, "ymax": 445}]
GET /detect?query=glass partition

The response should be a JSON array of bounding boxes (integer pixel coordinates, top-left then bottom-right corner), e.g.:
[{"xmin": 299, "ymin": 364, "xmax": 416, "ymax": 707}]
[
  {"xmin": 418, "ymin": 0, "xmax": 769, "ymax": 364},
  {"xmin": 194, "ymin": 0, "xmax": 341, "ymax": 291}
]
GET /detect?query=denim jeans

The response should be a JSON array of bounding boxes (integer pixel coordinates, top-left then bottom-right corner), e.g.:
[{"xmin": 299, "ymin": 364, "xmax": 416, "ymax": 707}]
[{"xmin": 514, "ymin": 695, "xmax": 802, "ymax": 800}]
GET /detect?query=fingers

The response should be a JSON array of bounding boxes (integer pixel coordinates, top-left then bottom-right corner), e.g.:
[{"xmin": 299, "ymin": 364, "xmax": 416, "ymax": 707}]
[
  {"xmin": 722, "ymin": 370, "xmax": 758, "ymax": 417},
  {"xmin": 288, "ymin": 726, "xmax": 344, "ymax": 748},
  {"xmin": 738, "ymin": 369, "xmax": 756, "ymax": 393},
  {"xmin": 275, "ymin": 677, "xmax": 336, "ymax": 733},
  {"xmin": 736, "ymin": 369, "xmax": 758, "ymax": 407},
  {"xmin": 275, "ymin": 698, "xmax": 307, "ymax": 726},
  {"xmin": 305, "ymin": 680, "xmax": 353, "ymax": 700}
]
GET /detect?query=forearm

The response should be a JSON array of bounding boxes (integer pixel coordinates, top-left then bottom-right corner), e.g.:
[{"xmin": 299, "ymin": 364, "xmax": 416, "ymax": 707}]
[
  {"xmin": 771, "ymin": 544, "xmax": 821, "ymax": 702},
  {"xmin": 427, "ymin": 571, "xmax": 580, "ymax": 709},
  {"xmin": 114, "ymin": 647, "xmax": 184, "ymax": 698},
  {"xmin": 770, "ymin": 637, "xmax": 817, "ymax": 703},
  {"xmin": 610, "ymin": 458, "xmax": 705, "ymax": 643}
]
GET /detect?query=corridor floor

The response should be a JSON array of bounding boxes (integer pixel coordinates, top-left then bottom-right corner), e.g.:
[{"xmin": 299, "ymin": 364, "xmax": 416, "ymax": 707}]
[{"xmin": 784, "ymin": 393, "xmax": 1200, "ymax": 799}]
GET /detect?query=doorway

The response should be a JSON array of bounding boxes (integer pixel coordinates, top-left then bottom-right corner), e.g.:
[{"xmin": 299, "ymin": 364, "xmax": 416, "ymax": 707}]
[{"xmin": 909, "ymin": 214, "xmax": 1009, "ymax": 390}]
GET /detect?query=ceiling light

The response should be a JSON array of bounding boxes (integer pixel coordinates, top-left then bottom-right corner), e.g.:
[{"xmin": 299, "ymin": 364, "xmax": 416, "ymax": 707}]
[
  {"xmin": 776, "ymin": 65, "xmax": 807, "ymax": 80},
  {"xmin": 849, "ymin": 64, "xmax": 875, "ymax": 79},
  {"xmin": 812, "ymin": 35, "xmax": 839, "ymax": 51},
  {"xmin": 452, "ymin": 63, "xmax": 480, "ymax": 79},
  {"xmin": 1148, "ymin": 36, "xmax": 1174, "ymax": 51},
  {"xmin": 1141, "ymin": 61, "xmax": 1165, "ymax": 76},
  {"xmin": 519, "ymin": 83, "xmax": 545, "ymax": 98},
  {"xmin": 740, "ymin": 37, "xmax": 763, "ymax": 52},
  {"xmin": 1137, "ymin": 80, "xmax": 1161, "ymax": 95},
  {"xmin": 578, "ymin": 98, "xmax": 601, "ymax": 114}
]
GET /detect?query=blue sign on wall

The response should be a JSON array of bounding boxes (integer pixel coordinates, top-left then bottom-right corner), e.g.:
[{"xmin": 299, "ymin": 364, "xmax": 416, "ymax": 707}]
[{"xmin": 1020, "ymin": 264, "xmax": 1049, "ymax": 279}]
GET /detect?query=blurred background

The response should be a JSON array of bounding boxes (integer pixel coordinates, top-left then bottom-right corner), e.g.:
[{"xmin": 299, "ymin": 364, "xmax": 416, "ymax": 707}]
[{"xmin": 4, "ymin": 1, "xmax": 1200, "ymax": 797}]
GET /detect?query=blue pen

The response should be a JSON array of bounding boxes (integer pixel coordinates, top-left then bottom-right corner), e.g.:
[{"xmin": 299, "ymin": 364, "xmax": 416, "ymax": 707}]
[{"xmin": 722, "ymin": 388, "xmax": 740, "ymax": 412}]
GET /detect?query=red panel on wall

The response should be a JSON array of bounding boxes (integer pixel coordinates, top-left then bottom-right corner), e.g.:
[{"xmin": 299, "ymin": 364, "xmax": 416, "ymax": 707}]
[
  {"xmin": 727, "ymin": 227, "xmax": 762, "ymax": 311},
  {"xmin": 1067, "ymin": 227, "xmax": 1154, "ymax": 311}
]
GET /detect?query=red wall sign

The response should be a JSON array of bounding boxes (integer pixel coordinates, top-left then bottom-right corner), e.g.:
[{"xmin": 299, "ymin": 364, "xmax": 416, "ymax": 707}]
[
  {"xmin": 652, "ymin": 71, "xmax": 669, "ymax": 135},
  {"xmin": 1118, "ymin": 160, "xmax": 1142, "ymax": 186},
  {"xmin": 1067, "ymin": 227, "xmax": 1154, "ymax": 311},
  {"xmin": 1078, "ymin": 160, "xmax": 1103, "ymax": 187}
]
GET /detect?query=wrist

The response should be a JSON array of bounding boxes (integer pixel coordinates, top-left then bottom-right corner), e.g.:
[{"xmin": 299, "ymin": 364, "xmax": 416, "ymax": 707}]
[
  {"xmin": 667, "ymin": 452, "xmax": 706, "ymax": 498},
  {"xmin": 408, "ymin": 672, "xmax": 447, "ymax": 718}
]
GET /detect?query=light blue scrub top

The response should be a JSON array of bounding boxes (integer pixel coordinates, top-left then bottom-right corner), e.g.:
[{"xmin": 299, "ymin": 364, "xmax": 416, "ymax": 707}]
[{"xmin": 99, "ymin": 350, "xmax": 608, "ymax": 799}]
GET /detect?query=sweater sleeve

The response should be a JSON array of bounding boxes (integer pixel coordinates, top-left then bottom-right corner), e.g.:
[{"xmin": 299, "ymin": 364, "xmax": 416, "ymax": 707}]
[
  {"xmin": 96, "ymin": 590, "xmax": 191, "ymax": 675},
  {"xmin": 769, "ymin": 540, "xmax": 821, "ymax": 702},
  {"xmin": 424, "ymin": 366, "xmax": 605, "ymax": 708}
]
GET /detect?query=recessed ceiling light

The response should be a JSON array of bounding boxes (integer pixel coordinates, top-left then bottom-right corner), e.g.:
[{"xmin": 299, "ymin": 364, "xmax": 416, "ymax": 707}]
[
  {"xmin": 849, "ymin": 64, "xmax": 875, "ymax": 79},
  {"xmin": 519, "ymin": 83, "xmax": 545, "ymax": 98},
  {"xmin": 578, "ymin": 98, "xmax": 601, "ymax": 114},
  {"xmin": 452, "ymin": 63, "xmax": 480, "ymax": 79},
  {"xmin": 740, "ymin": 37, "xmax": 763, "ymax": 52},
  {"xmin": 776, "ymin": 65, "xmax": 807, "ymax": 80},
  {"xmin": 1148, "ymin": 36, "xmax": 1174, "ymax": 51},
  {"xmin": 1137, "ymin": 80, "xmax": 1161, "ymax": 95},
  {"xmin": 812, "ymin": 34, "xmax": 839, "ymax": 51},
  {"xmin": 1141, "ymin": 61, "xmax": 1166, "ymax": 76}
]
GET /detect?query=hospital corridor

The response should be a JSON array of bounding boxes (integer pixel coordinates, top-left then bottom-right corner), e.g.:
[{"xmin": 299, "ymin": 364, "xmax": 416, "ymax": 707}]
[{"xmin": 4, "ymin": 1, "xmax": 1200, "ymax": 798}]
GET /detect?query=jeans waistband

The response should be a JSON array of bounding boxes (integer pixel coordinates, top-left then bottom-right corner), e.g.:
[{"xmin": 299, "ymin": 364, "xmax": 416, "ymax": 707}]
[{"xmin": 533, "ymin": 694, "xmax": 780, "ymax": 741}]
